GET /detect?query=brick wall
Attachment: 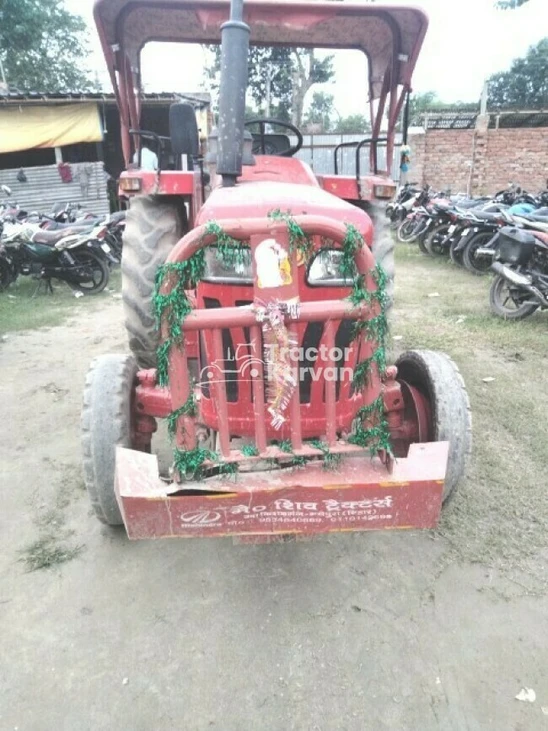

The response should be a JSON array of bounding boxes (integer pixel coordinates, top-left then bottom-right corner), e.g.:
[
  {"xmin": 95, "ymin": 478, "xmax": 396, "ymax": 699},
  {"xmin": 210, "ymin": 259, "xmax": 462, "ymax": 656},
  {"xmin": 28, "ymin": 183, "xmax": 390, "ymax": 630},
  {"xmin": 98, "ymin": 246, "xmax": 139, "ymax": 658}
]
[{"xmin": 408, "ymin": 127, "xmax": 548, "ymax": 195}]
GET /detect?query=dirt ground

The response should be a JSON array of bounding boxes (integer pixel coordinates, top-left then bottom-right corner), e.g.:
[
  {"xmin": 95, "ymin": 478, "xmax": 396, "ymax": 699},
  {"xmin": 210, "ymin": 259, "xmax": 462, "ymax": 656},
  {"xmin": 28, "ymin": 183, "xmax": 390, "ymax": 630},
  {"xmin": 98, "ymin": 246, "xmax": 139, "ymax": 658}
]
[{"xmin": 1, "ymin": 251, "xmax": 548, "ymax": 731}]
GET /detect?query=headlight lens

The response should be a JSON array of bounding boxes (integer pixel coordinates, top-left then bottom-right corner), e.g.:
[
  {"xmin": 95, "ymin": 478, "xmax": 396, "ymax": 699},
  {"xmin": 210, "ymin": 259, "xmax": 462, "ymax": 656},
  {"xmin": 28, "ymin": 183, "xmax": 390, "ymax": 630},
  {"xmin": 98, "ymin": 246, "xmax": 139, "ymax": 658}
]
[
  {"xmin": 119, "ymin": 177, "xmax": 142, "ymax": 192},
  {"xmin": 202, "ymin": 246, "xmax": 252, "ymax": 284},
  {"xmin": 374, "ymin": 184, "xmax": 396, "ymax": 199},
  {"xmin": 307, "ymin": 249, "xmax": 355, "ymax": 287}
]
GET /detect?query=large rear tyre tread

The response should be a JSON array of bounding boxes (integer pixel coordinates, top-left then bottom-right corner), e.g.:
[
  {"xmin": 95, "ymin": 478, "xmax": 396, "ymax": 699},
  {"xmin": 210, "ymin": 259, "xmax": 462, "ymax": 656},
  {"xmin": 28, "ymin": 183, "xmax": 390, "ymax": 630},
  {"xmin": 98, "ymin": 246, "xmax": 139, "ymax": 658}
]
[
  {"xmin": 122, "ymin": 196, "xmax": 183, "ymax": 368},
  {"xmin": 81, "ymin": 354, "xmax": 138, "ymax": 526},
  {"xmin": 396, "ymin": 349, "xmax": 472, "ymax": 502}
]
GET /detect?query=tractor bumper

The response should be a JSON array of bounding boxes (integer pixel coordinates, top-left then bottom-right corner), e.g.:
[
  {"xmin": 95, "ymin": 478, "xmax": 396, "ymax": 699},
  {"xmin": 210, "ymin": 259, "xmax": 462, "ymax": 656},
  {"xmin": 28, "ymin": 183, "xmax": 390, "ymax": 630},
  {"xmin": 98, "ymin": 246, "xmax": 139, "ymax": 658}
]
[{"xmin": 115, "ymin": 442, "xmax": 449, "ymax": 540}]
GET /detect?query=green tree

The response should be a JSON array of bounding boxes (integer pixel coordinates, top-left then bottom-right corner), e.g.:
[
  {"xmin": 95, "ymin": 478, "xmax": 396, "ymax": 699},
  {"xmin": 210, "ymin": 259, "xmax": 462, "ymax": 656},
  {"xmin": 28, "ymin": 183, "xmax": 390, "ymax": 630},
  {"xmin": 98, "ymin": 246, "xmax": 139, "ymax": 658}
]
[
  {"xmin": 290, "ymin": 50, "xmax": 334, "ymax": 127},
  {"xmin": 304, "ymin": 92, "xmax": 335, "ymax": 132},
  {"xmin": 0, "ymin": 0, "xmax": 92, "ymax": 91},
  {"xmin": 488, "ymin": 38, "xmax": 548, "ymax": 108},
  {"xmin": 205, "ymin": 46, "xmax": 334, "ymax": 127},
  {"xmin": 205, "ymin": 46, "xmax": 293, "ymax": 119},
  {"xmin": 333, "ymin": 114, "xmax": 370, "ymax": 134},
  {"xmin": 407, "ymin": 91, "xmax": 474, "ymax": 126}
]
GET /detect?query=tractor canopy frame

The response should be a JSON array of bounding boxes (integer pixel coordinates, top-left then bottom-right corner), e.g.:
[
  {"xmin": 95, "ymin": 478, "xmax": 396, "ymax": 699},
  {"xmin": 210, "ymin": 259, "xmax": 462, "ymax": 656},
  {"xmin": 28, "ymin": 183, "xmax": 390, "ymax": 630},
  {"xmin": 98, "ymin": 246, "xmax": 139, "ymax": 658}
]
[{"xmin": 94, "ymin": 0, "xmax": 428, "ymax": 171}]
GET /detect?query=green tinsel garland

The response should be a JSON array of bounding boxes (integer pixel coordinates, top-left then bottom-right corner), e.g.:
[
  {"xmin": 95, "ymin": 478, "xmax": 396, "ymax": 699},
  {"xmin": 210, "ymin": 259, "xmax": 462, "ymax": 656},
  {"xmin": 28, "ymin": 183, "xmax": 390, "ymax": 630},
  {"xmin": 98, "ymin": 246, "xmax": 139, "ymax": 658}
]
[
  {"xmin": 268, "ymin": 209, "xmax": 313, "ymax": 261},
  {"xmin": 152, "ymin": 216, "xmax": 392, "ymax": 480},
  {"xmin": 167, "ymin": 393, "xmax": 198, "ymax": 440},
  {"xmin": 204, "ymin": 221, "xmax": 251, "ymax": 270},
  {"xmin": 339, "ymin": 223, "xmax": 363, "ymax": 280},
  {"xmin": 173, "ymin": 446, "xmax": 216, "ymax": 480},
  {"xmin": 310, "ymin": 439, "xmax": 342, "ymax": 470},
  {"xmin": 278, "ymin": 439, "xmax": 307, "ymax": 467},
  {"xmin": 348, "ymin": 266, "xmax": 392, "ymax": 455},
  {"xmin": 173, "ymin": 446, "xmax": 238, "ymax": 481},
  {"xmin": 348, "ymin": 396, "xmax": 392, "ymax": 456}
]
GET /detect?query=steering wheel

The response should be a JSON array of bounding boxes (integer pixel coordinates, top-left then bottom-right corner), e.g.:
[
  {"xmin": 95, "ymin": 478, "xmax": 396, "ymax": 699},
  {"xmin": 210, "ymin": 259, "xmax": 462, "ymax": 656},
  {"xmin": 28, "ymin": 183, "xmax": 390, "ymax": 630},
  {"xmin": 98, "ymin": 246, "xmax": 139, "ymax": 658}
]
[{"xmin": 244, "ymin": 118, "xmax": 303, "ymax": 157}]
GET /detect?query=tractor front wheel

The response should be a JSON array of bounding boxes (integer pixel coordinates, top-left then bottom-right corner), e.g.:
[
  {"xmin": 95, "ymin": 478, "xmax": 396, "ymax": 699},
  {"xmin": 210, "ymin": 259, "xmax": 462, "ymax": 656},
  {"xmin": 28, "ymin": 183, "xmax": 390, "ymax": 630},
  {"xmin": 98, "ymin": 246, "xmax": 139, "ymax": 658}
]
[
  {"xmin": 122, "ymin": 196, "xmax": 184, "ymax": 368},
  {"xmin": 81, "ymin": 354, "xmax": 139, "ymax": 526},
  {"xmin": 396, "ymin": 350, "xmax": 472, "ymax": 502}
]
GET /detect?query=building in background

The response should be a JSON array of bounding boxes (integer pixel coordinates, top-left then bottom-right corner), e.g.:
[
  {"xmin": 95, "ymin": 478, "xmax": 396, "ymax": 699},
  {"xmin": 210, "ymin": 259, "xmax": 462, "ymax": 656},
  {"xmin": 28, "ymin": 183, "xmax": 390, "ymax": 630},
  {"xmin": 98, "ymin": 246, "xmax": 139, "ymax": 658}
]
[{"xmin": 0, "ymin": 90, "xmax": 210, "ymax": 214}]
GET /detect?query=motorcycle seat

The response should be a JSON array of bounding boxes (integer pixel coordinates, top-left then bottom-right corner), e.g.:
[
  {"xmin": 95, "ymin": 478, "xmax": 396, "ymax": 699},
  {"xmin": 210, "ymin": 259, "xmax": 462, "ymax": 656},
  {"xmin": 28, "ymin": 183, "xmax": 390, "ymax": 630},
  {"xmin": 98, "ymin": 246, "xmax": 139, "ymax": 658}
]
[
  {"xmin": 32, "ymin": 226, "xmax": 94, "ymax": 245},
  {"xmin": 452, "ymin": 198, "xmax": 489, "ymax": 209},
  {"xmin": 108, "ymin": 211, "xmax": 126, "ymax": 225},
  {"xmin": 41, "ymin": 219, "xmax": 102, "ymax": 231},
  {"xmin": 470, "ymin": 210, "xmax": 503, "ymax": 222},
  {"xmin": 521, "ymin": 213, "xmax": 548, "ymax": 224}
]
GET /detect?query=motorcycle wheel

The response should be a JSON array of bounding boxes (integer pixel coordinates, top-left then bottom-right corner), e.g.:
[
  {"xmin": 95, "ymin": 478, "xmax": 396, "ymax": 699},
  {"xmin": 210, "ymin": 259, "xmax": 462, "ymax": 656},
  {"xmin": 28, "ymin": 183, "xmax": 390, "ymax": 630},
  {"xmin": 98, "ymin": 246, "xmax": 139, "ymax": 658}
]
[
  {"xmin": 449, "ymin": 239, "xmax": 464, "ymax": 266},
  {"xmin": 424, "ymin": 223, "xmax": 451, "ymax": 257},
  {"xmin": 417, "ymin": 229, "xmax": 429, "ymax": 254},
  {"xmin": 489, "ymin": 275, "xmax": 538, "ymax": 320},
  {"xmin": 462, "ymin": 231, "xmax": 496, "ymax": 275},
  {"xmin": 70, "ymin": 250, "xmax": 110, "ymax": 294},
  {"xmin": 397, "ymin": 219, "xmax": 419, "ymax": 243},
  {"xmin": 0, "ymin": 257, "xmax": 14, "ymax": 291}
]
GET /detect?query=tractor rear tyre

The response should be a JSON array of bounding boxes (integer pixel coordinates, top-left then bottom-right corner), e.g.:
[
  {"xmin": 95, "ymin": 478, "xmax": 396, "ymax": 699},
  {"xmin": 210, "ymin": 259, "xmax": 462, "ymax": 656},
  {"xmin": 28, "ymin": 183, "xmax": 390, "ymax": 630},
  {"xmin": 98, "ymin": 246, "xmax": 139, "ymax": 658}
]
[
  {"xmin": 396, "ymin": 350, "xmax": 472, "ymax": 502},
  {"xmin": 122, "ymin": 196, "xmax": 183, "ymax": 367},
  {"xmin": 81, "ymin": 354, "xmax": 138, "ymax": 526}
]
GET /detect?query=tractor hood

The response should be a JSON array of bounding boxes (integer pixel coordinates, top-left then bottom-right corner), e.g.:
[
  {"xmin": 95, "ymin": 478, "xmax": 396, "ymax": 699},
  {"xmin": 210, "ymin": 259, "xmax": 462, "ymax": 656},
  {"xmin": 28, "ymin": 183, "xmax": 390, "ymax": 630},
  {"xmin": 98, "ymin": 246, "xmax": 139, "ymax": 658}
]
[{"xmin": 196, "ymin": 178, "xmax": 374, "ymax": 245}]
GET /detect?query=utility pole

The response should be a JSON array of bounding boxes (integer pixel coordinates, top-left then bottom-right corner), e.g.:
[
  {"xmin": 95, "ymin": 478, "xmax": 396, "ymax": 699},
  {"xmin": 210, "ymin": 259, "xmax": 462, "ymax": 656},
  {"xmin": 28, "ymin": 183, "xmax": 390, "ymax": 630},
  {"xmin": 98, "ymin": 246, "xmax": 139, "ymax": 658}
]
[
  {"xmin": 264, "ymin": 64, "xmax": 278, "ymax": 118},
  {"xmin": 480, "ymin": 80, "xmax": 489, "ymax": 116},
  {"xmin": 0, "ymin": 57, "xmax": 8, "ymax": 93}
]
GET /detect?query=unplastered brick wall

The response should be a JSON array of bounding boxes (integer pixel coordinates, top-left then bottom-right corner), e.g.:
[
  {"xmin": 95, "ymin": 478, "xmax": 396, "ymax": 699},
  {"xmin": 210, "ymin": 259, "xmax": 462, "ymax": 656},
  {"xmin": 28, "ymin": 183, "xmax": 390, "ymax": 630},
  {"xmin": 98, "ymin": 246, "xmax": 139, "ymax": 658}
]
[
  {"xmin": 483, "ymin": 129, "xmax": 548, "ymax": 193},
  {"xmin": 408, "ymin": 128, "xmax": 548, "ymax": 195}
]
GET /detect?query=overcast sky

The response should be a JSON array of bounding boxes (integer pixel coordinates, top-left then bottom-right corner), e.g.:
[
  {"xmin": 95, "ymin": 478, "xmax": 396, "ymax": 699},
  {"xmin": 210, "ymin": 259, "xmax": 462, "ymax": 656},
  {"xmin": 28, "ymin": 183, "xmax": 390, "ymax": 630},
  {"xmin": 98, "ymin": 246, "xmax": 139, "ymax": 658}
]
[{"xmin": 69, "ymin": 0, "xmax": 546, "ymax": 116}]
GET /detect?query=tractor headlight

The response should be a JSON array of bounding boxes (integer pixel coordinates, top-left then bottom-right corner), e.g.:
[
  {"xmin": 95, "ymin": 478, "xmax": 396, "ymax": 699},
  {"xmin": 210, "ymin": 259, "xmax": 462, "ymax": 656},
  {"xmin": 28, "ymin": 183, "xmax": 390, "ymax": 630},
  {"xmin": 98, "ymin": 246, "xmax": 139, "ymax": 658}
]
[
  {"xmin": 119, "ymin": 177, "xmax": 142, "ymax": 192},
  {"xmin": 307, "ymin": 249, "xmax": 355, "ymax": 287},
  {"xmin": 202, "ymin": 246, "xmax": 253, "ymax": 284},
  {"xmin": 374, "ymin": 184, "xmax": 396, "ymax": 199}
]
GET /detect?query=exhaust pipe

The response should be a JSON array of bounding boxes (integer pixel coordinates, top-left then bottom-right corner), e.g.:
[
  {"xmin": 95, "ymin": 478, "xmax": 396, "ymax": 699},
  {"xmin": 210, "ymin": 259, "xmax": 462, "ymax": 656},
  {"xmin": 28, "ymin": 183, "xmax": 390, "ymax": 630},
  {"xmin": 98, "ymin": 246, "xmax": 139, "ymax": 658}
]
[
  {"xmin": 491, "ymin": 261, "xmax": 548, "ymax": 307},
  {"xmin": 216, "ymin": 0, "xmax": 250, "ymax": 187}
]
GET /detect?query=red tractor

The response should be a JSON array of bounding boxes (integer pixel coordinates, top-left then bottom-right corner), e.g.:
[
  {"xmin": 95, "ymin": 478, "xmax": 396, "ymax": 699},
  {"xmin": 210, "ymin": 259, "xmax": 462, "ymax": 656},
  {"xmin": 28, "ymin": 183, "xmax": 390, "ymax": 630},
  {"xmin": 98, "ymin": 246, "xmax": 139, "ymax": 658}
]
[{"xmin": 83, "ymin": 0, "xmax": 471, "ymax": 539}]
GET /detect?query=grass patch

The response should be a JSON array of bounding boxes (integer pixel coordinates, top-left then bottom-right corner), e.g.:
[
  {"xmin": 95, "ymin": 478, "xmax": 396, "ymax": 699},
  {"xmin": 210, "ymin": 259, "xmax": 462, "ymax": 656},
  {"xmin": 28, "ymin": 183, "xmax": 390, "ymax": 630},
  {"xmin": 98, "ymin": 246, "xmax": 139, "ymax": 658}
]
[
  {"xmin": 393, "ymin": 242, "xmax": 548, "ymax": 587},
  {"xmin": 0, "ymin": 269, "xmax": 121, "ymax": 336},
  {"xmin": 22, "ymin": 466, "xmax": 88, "ymax": 572},
  {"xmin": 19, "ymin": 533, "xmax": 84, "ymax": 572}
]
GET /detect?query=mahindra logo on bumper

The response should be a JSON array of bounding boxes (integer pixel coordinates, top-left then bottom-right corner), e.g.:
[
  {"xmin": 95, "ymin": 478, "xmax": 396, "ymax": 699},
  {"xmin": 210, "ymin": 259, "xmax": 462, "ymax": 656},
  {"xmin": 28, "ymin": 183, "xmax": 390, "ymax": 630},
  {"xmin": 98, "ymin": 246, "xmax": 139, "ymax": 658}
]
[{"xmin": 180, "ymin": 510, "xmax": 222, "ymax": 525}]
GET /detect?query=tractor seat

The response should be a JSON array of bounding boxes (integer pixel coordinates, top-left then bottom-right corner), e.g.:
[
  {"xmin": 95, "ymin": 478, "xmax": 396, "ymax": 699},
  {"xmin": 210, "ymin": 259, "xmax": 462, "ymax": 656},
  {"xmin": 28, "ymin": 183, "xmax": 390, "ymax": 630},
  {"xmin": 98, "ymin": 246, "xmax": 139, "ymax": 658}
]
[{"xmin": 32, "ymin": 226, "xmax": 94, "ymax": 244}]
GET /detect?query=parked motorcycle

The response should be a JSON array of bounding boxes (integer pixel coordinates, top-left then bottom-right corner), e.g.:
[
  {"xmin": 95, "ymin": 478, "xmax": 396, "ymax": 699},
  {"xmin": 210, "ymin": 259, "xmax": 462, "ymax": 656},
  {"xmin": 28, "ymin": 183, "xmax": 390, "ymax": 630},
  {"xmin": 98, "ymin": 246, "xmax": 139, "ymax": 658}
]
[
  {"xmin": 1, "ymin": 224, "xmax": 111, "ymax": 294},
  {"xmin": 483, "ymin": 226, "xmax": 548, "ymax": 320},
  {"xmin": 388, "ymin": 184, "xmax": 424, "ymax": 230}
]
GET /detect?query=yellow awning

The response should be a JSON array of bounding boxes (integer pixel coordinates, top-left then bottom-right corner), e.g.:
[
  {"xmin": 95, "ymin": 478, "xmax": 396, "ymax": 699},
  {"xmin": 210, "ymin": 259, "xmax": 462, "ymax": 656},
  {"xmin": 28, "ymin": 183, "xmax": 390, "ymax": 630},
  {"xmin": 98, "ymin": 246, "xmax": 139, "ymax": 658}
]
[{"xmin": 0, "ymin": 103, "xmax": 103, "ymax": 153}]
